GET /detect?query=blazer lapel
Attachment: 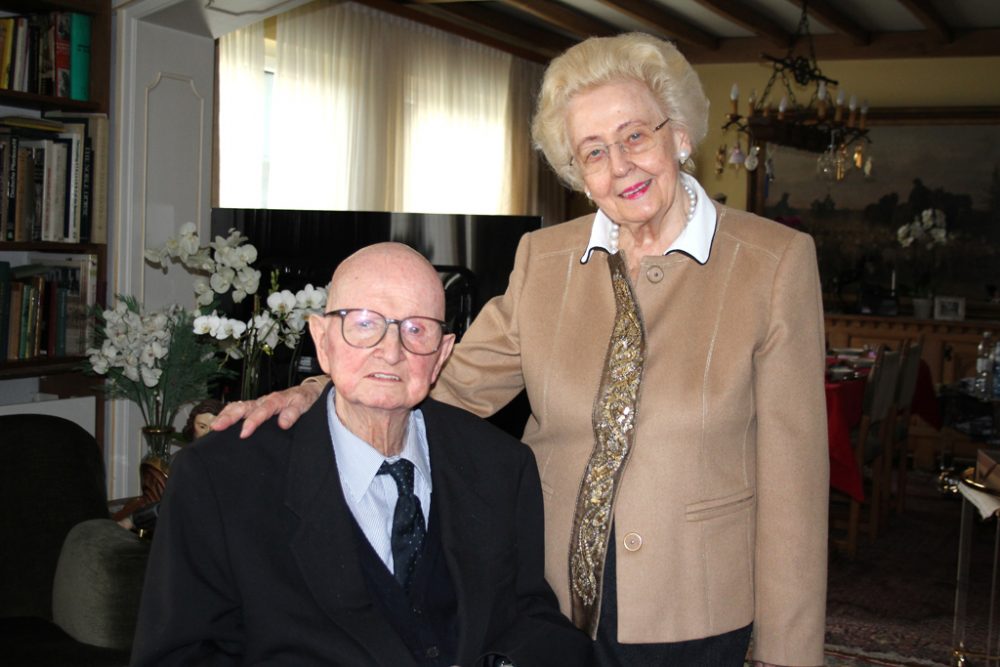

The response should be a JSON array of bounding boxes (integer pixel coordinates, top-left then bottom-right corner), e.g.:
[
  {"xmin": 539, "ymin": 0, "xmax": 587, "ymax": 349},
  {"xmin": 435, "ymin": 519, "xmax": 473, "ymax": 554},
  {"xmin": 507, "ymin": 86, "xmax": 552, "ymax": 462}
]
[
  {"xmin": 284, "ymin": 387, "xmax": 416, "ymax": 667},
  {"xmin": 422, "ymin": 400, "xmax": 497, "ymax": 664}
]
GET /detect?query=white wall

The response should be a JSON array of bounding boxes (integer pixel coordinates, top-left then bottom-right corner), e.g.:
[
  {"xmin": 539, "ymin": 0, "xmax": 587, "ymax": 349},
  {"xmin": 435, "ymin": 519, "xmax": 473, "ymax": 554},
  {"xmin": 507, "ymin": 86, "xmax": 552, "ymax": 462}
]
[{"xmin": 110, "ymin": 1, "xmax": 214, "ymax": 496}]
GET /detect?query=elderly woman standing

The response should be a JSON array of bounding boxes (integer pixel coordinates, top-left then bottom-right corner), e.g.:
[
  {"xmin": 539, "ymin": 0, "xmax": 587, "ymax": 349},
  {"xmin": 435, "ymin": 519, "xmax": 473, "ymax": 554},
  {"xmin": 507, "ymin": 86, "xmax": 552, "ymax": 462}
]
[{"xmin": 215, "ymin": 33, "xmax": 829, "ymax": 667}]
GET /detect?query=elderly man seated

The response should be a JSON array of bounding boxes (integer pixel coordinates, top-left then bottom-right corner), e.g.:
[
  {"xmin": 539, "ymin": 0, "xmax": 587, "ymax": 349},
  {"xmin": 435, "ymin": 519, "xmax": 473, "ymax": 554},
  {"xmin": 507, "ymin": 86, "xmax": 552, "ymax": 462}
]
[{"xmin": 131, "ymin": 242, "xmax": 590, "ymax": 667}]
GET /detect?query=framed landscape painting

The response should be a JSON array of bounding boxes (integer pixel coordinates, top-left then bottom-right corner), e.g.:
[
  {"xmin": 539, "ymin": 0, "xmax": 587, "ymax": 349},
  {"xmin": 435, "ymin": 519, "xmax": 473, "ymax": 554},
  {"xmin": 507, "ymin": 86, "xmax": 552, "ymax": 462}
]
[{"xmin": 749, "ymin": 108, "xmax": 1000, "ymax": 316}]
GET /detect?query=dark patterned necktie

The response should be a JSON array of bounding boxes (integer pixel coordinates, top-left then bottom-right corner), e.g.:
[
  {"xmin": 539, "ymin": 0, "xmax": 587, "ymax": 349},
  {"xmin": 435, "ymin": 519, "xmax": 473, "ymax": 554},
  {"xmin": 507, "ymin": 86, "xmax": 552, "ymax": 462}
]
[{"xmin": 377, "ymin": 459, "xmax": 426, "ymax": 590}]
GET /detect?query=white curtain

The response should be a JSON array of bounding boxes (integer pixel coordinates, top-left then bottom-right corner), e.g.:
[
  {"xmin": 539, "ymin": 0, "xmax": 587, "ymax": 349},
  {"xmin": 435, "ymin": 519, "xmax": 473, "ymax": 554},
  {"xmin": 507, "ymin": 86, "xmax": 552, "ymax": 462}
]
[
  {"xmin": 217, "ymin": 20, "xmax": 266, "ymax": 208},
  {"xmin": 217, "ymin": 0, "xmax": 560, "ymax": 217}
]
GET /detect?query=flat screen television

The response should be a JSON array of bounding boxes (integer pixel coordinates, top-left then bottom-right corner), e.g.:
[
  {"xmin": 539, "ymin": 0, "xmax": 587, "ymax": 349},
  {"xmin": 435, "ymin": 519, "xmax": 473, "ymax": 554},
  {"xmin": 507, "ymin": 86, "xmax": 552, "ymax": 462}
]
[{"xmin": 211, "ymin": 208, "xmax": 542, "ymax": 435}]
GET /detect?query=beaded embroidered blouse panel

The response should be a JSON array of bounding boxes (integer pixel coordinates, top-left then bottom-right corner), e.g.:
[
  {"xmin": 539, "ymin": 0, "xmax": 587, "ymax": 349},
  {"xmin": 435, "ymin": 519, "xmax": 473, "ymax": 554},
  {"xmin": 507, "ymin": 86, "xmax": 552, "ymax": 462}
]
[{"xmin": 569, "ymin": 250, "xmax": 646, "ymax": 637}]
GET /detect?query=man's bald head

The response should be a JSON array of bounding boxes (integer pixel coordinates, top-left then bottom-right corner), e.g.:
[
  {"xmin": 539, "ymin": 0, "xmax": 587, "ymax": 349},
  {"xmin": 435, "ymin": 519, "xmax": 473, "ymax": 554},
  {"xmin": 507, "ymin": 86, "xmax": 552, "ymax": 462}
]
[{"xmin": 327, "ymin": 242, "xmax": 445, "ymax": 320}]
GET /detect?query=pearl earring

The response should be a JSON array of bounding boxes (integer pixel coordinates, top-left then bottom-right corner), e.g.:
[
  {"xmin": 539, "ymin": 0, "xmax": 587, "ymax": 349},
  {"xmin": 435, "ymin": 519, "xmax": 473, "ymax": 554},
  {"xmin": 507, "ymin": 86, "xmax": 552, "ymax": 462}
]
[
  {"xmin": 678, "ymin": 149, "xmax": 690, "ymax": 163},
  {"xmin": 585, "ymin": 189, "xmax": 592, "ymax": 199}
]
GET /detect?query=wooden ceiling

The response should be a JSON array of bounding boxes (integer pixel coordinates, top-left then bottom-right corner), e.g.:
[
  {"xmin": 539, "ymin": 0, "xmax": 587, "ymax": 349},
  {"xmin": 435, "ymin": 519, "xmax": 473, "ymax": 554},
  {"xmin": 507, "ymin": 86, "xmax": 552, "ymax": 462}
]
[{"xmin": 355, "ymin": 0, "xmax": 1000, "ymax": 64}]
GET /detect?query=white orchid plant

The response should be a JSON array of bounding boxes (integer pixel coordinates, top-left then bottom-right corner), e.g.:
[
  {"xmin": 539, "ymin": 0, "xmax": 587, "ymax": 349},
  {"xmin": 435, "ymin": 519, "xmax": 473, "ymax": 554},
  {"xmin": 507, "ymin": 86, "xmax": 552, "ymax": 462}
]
[
  {"xmin": 897, "ymin": 208, "xmax": 948, "ymax": 250},
  {"xmin": 144, "ymin": 222, "xmax": 328, "ymax": 400},
  {"xmin": 896, "ymin": 208, "xmax": 949, "ymax": 297},
  {"xmin": 85, "ymin": 297, "xmax": 226, "ymax": 432}
]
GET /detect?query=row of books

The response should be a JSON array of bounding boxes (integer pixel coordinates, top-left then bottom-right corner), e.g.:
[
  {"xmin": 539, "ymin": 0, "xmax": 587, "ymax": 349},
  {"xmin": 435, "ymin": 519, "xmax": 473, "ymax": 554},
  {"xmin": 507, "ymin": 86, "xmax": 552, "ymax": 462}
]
[
  {"xmin": 0, "ymin": 12, "xmax": 91, "ymax": 101},
  {"xmin": 0, "ymin": 253, "xmax": 97, "ymax": 361},
  {"xmin": 0, "ymin": 113, "xmax": 108, "ymax": 244}
]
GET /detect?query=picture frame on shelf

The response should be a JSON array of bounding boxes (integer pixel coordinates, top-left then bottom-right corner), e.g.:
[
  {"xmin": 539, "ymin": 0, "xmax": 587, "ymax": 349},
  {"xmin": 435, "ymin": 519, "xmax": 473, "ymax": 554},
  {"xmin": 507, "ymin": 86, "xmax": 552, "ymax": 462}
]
[{"xmin": 934, "ymin": 295, "xmax": 966, "ymax": 321}]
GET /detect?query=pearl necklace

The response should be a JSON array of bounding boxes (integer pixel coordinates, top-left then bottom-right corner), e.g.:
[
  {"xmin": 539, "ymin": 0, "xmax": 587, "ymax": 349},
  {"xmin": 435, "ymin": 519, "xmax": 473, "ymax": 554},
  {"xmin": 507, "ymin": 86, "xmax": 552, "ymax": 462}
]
[{"xmin": 608, "ymin": 180, "xmax": 697, "ymax": 253}]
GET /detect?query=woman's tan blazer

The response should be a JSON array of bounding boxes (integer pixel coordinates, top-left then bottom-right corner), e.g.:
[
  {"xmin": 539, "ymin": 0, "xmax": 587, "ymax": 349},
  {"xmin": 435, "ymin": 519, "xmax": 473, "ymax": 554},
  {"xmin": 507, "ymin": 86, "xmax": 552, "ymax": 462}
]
[{"xmin": 431, "ymin": 203, "xmax": 829, "ymax": 666}]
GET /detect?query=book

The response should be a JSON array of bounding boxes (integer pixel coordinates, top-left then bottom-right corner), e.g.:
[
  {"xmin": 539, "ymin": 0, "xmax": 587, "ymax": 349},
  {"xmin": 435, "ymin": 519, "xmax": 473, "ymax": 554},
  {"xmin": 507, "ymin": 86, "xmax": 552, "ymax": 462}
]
[
  {"xmin": 33, "ymin": 13, "xmax": 54, "ymax": 96},
  {"xmin": 23, "ymin": 252, "xmax": 97, "ymax": 356},
  {"xmin": 11, "ymin": 17, "xmax": 27, "ymax": 92},
  {"xmin": 57, "ymin": 121, "xmax": 85, "ymax": 242},
  {"xmin": 69, "ymin": 13, "xmax": 90, "ymax": 102},
  {"xmin": 42, "ymin": 138, "xmax": 68, "ymax": 242},
  {"xmin": 12, "ymin": 144, "xmax": 35, "ymax": 242},
  {"xmin": 54, "ymin": 285, "xmax": 67, "ymax": 356},
  {"xmin": 0, "ymin": 17, "xmax": 13, "ymax": 90},
  {"xmin": 53, "ymin": 12, "xmax": 70, "ymax": 99},
  {"xmin": 0, "ymin": 115, "xmax": 65, "ymax": 133},
  {"xmin": 7, "ymin": 280, "xmax": 22, "ymax": 360},
  {"xmin": 18, "ymin": 279, "xmax": 34, "ymax": 358},
  {"xmin": 1, "ymin": 132, "xmax": 16, "ymax": 241},
  {"xmin": 43, "ymin": 112, "xmax": 108, "ymax": 243},
  {"xmin": 0, "ymin": 260, "xmax": 10, "ymax": 359}
]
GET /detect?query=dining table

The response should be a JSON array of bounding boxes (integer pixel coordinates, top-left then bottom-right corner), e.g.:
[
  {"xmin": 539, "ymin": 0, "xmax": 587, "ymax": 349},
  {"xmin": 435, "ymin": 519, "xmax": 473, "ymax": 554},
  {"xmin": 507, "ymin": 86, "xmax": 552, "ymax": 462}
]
[
  {"xmin": 825, "ymin": 354, "xmax": 941, "ymax": 503},
  {"xmin": 826, "ymin": 374, "xmax": 868, "ymax": 501}
]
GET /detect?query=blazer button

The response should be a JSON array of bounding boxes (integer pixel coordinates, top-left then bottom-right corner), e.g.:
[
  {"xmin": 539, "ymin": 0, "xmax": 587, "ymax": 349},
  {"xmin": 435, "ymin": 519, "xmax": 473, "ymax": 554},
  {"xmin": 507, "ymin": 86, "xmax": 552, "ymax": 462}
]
[
  {"xmin": 425, "ymin": 646, "xmax": 440, "ymax": 659},
  {"xmin": 646, "ymin": 266, "xmax": 664, "ymax": 283},
  {"xmin": 623, "ymin": 532, "xmax": 643, "ymax": 551}
]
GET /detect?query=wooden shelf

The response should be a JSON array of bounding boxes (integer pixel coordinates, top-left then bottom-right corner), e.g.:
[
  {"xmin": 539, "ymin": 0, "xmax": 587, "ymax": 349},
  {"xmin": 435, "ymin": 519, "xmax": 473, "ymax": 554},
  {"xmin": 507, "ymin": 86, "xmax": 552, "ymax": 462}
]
[
  {"xmin": 0, "ymin": 355, "xmax": 86, "ymax": 379},
  {"xmin": 0, "ymin": 1, "xmax": 110, "ymax": 447},
  {"xmin": 0, "ymin": 0, "xmax": 111, "ymax": 113}
]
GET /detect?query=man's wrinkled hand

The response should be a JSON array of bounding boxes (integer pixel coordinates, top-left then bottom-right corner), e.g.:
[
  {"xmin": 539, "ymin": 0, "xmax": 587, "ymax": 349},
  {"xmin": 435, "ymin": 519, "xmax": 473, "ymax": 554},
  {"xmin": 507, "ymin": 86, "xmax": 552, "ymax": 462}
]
[{"xmin": 211, "ymin": 382, "xmax": 326, "ymax": 439}]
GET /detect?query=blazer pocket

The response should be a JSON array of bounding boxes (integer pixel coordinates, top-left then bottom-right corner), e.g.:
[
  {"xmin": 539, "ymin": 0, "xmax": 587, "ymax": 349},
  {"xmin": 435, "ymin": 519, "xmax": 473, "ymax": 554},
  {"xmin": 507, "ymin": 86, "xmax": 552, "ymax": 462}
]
[{"xmin": 684, "ymin": 488, "xmax": 754, "ymax": 522}]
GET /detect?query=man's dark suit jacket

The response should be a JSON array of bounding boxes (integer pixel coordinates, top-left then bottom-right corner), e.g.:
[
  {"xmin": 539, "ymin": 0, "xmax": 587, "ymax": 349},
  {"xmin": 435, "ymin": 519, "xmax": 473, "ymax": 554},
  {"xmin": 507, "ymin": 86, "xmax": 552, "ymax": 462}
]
[{"xmin": 131, "ymin": 389, "xmax": 590, "ymax": 666}]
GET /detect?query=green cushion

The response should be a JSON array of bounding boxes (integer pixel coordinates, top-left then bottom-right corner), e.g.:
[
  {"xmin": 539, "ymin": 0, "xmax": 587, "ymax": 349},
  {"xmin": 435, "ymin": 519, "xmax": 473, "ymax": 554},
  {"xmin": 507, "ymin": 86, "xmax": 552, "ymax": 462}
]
[{"xmin": 51, "ymin": 519, "xmax": 150, "ymax": 651}]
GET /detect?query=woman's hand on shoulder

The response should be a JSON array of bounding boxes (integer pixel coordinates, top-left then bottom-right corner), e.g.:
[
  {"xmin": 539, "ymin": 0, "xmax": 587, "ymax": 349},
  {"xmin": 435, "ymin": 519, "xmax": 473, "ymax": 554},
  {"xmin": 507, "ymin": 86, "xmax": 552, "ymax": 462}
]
[{"xmin": 211, "ymin": 380, "xmax": 327, "ymax": 439}]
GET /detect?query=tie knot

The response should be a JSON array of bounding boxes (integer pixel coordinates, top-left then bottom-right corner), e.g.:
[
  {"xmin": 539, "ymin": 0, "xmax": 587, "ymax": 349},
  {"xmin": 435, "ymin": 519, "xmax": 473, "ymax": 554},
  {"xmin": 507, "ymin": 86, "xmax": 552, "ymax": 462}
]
[{"xmin": 378, "ymin": 458, "xmax": 415, "ymax": 495}]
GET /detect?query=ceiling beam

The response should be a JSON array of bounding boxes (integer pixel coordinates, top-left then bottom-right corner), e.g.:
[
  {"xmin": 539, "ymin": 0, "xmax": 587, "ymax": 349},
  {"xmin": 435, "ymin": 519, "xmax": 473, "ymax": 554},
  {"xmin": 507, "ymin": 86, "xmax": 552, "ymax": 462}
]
[
  {"xmin": 896, "ymin": 0, "xmax": 953, "ymax": 42},
  {"xmin": 593, "ymin": 0, "xmax": 718, "ymax": 50},
  {"xmin": 788, "ymin": 0, "xmax": 870, "ymax": 47},
  {"xmin": 680, "ymin": 28, "xmax": 1000, "ymax": 64},
  {"xmin": 357, "ymin": 0, "xmax": 551, "ymax": 62},
  {"xmin": 424, "ymin": 2, "xmax": 576, "ymax": 57},
  {"xmin": 499, "ymin": 0, "xmax": 620, "ymax": 40},
  {"xmin": 691, "ymin": 0, "xmax": 790, "ymax": 49}
]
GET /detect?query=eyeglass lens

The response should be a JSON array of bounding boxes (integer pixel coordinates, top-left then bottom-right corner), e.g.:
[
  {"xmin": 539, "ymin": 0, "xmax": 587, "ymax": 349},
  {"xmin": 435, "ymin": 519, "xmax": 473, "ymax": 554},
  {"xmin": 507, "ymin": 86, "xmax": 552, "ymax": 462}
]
[
  {"xmin": 334, "ymin": 309, "xmax": 443, "ymax": 355},
  {"xmin": 574, "ymin": 118, "xmax": 669, "ymax": 174}
]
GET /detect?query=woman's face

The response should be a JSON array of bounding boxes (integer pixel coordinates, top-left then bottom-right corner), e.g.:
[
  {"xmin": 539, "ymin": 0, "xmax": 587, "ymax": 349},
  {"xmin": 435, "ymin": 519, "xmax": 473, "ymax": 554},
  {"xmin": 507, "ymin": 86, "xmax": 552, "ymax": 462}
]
[
  {"xmin": 566, "ymin": 79, "xmax": 690, "ymax": 229},
  {"xmin": 192, "ymin": 412, "xmax": 216, "ymax": 439}
]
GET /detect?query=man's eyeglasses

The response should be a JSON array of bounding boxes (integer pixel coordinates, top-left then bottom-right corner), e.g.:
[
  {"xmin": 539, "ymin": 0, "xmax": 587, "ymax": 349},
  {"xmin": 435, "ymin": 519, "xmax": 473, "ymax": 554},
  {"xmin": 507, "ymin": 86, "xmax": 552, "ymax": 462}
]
[
  {"xmin": 569, "ymin": 118, "xmax": 670, "ymax": 175},
  {"xmin": 324, "ymin": 308, "xmax": 447, "ymax": 355}
]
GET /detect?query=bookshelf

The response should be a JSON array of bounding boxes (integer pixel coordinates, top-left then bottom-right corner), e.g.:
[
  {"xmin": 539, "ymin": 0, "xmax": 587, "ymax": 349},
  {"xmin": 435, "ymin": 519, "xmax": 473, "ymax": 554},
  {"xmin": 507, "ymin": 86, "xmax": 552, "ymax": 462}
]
[{"xmin": 0, "ymin": 0, "xmax": 110, "ymax": 443}]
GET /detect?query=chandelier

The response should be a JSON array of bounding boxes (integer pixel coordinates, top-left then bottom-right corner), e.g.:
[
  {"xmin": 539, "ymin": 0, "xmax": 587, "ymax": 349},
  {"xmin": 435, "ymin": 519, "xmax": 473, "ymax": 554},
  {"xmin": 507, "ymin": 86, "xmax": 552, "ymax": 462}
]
[{"xmin": 720, "ymin": 0, "xmax": 871, "ymax": 183}]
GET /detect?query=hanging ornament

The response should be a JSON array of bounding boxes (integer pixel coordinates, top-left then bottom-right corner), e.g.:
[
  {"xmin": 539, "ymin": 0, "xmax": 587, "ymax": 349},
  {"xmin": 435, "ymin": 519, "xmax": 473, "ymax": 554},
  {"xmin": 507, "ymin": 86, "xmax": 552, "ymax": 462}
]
[
  {"xmin": 715, "ymin": 144, "xmax": 727, "ymax": 175},
  {"xmin": 728, "ymin": 144, "xmax": 745, "ymax": 166},
  {"xmin": 744, "ymin": 145, "xmax": 760, "ymax": 172}
]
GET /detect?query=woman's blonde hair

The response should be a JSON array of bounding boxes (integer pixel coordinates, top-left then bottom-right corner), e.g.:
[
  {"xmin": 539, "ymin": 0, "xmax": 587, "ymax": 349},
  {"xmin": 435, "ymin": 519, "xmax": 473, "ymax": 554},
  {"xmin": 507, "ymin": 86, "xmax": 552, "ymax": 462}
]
[{"xmin": 531, "ymin": 33, "xmax": 709, "ymax": 192}]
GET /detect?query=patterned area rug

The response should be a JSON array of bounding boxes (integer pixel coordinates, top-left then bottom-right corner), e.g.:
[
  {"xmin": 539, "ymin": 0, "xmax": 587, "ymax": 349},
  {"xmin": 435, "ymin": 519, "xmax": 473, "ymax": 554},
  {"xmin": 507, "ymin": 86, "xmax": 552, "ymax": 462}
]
[{"xmin": 822, "ymin": 472, "xmax": 996, "ymax": 667}]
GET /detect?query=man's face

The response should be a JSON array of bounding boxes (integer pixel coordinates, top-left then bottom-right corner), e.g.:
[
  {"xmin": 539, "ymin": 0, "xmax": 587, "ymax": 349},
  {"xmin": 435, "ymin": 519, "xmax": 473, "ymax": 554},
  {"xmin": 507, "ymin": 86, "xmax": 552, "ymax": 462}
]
[{"xmin": 309, "ymin": 248, "xmax": 455, "ymax": 422}]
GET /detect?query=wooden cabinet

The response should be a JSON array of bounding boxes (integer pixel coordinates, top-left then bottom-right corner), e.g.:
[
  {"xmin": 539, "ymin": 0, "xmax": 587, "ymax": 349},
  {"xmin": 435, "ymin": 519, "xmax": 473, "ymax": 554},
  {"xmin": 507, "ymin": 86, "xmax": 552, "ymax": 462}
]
[
  {"xmin": 0, "ymin": 0, "xmax": 110, "ymax": 442},
  {"xmin": 825, "ymin": 314, "xmax": 1000, "ymax": 387}
]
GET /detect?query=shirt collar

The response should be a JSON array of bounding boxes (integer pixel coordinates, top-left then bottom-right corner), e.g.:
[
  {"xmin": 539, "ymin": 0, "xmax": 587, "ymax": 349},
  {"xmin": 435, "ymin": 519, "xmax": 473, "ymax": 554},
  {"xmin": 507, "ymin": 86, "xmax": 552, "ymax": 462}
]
[
  {"xmin": 326, "ymin": 389, "xmax": 432, "ymax": 505},
  {"xmin": 580, "ymin": 172, "xmax": 717, "ymax": 265}
]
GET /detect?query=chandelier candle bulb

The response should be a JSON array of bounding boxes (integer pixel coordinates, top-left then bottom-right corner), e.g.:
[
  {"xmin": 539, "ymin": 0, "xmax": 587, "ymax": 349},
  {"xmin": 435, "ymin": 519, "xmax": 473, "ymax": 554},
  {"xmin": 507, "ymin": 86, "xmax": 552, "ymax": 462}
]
[
  {"xmin": 859, "ymin": 100, "xmax": 869, "ymax": 130},
  {"xmin": 834, "ymin": 90, "xmax": 845, "ymax": 123},
  {"xmin": 817, "ymin": 81, "xmax": 828, "ymax": 119},
  {"xmin": 848, "ymin": 95, "xmax": 858, "ymax": 127},
  {"xmin": 747, "ymin": 88, "xmax": 757, "ymax": 115},
  {"xmin": 730, "ymin": 83, "xmax": 739, "ymax": 115},
  {"xmin": 777, "ymin": 95, "xmax": 788, "ymax": 120}
]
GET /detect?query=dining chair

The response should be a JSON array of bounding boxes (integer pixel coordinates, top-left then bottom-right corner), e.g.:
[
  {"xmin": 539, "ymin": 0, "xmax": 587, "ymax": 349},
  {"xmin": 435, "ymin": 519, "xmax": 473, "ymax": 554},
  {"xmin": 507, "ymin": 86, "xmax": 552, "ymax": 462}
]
[
  {"xmin": 884, "ymin": 337, "xmax": 924, "ymax": 519},
  {"xmin": 835, "ymin": 345, "xmax": 902, "ymax": 559}
]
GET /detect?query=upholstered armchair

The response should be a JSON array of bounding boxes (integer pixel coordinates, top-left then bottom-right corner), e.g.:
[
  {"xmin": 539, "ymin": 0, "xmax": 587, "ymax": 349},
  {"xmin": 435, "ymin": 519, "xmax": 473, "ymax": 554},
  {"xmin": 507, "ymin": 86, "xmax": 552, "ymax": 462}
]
[{"xmin": 0, "ymin": 414, "xmax": 150, "ymax": 666}]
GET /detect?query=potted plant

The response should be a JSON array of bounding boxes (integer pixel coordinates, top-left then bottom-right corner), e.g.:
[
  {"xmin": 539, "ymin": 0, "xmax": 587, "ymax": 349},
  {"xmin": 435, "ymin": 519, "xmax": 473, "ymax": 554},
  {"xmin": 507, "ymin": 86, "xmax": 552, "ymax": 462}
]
[{"xmin": 896, "ymin": 208, "xmax": 949, "ymax": 319}]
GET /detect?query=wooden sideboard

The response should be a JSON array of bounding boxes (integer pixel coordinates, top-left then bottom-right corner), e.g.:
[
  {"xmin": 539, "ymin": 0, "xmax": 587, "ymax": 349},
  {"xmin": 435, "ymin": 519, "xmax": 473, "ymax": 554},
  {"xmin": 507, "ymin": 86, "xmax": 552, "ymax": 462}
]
[
  {"xmin": 825, "ymin": 314, "xmax": 1000, "ymax": 387},
  {"xmin": 825, "ymin": 313, "xmax": 1000, "ymax": 469}
]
